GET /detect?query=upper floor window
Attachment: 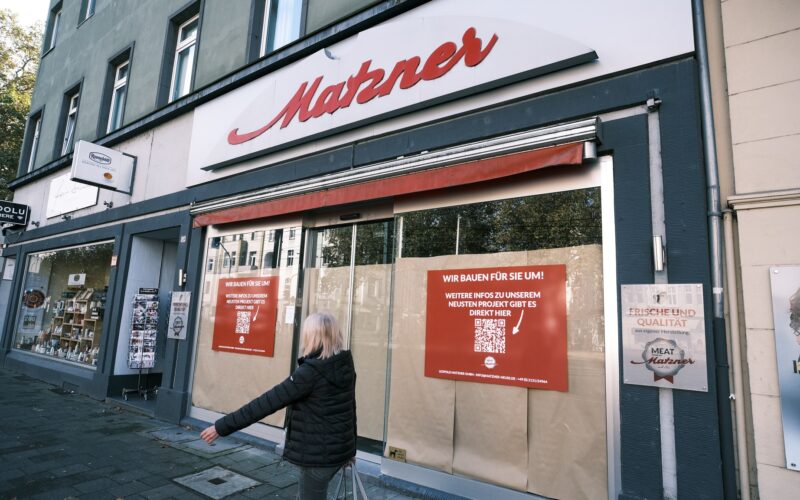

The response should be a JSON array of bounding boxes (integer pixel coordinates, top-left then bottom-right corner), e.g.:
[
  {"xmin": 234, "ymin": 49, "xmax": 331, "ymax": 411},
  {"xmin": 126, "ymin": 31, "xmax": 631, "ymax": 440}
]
[
  {"xmin": 79, "ymin": 0, "xmax": 96, "ymax": 24},
  {"xmin": 107, "ymin": 60, "xmax": 129, "ymax": 133},
  {"xmin": 22, "ymin": 111, "xmax": 43, "ymax": 173},
  {"xmin": 61, "ymin": 90, "xmax": 80, "ymax": 155},
  {"xmin": 44, "ymin": 3, "xmax": 62, "ymax": 52},
  {"xmin": 259, "ymin": 0, "xmax": 302, "ymax": 57},
  {"xmin": 169, "ymin": 14, "xmax": 199, "ymax": 102},
  {"xmin": 28, "ymin": 113, "xmax": 42, "ymax": 172}
]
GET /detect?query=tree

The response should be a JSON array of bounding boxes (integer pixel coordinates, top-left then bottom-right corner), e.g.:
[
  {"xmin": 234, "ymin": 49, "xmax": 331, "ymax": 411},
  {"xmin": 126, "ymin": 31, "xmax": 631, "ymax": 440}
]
[{"xmin": 0, "ymin": 9, "xmax": 42, "ymax": 200}]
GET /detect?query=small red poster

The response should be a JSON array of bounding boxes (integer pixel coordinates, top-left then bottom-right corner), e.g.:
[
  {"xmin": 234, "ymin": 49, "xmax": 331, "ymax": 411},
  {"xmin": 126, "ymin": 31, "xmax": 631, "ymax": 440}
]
[
  {"xmin": 425, "ymin": 265, "xmax": 568, "ymax": 391},
  {"xmin": 212, "ymin": 277, "xmax": 278, "ymax": 356}
]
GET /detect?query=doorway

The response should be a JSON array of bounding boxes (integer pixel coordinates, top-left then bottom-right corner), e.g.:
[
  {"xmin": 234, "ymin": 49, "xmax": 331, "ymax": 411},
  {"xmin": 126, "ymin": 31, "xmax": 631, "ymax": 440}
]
[{"xmin": 301, "ymin": 218, "xmax": 395, "ymax": 455}]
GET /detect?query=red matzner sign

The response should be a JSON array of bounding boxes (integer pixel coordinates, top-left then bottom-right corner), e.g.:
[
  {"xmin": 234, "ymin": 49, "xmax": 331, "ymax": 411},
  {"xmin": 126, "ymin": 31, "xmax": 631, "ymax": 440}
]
[
  {"xmin": 212, "ymin": 277, "xmax": 278, "ymax": 356},
  {"xmin": 425, "ymin": 265, "xmax": 568, "ymax": 390},
  {"xmin": 227, "ymin": 27, "xmax": 498, "ymax": 145}
]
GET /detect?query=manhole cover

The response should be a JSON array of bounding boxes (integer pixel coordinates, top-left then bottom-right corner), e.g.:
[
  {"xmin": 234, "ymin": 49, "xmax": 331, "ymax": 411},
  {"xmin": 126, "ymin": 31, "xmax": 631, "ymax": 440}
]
[{"xmin": 174, "ymin": 466, "xmax": 260, "ymax": 499}]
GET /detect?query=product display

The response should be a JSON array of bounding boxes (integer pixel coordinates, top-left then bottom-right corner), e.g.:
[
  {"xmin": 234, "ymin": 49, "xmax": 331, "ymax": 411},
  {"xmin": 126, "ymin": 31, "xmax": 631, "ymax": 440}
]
[
  {"xmin": 128, "ymin": 293, "xmax": 158, "ymax": 369},
  {"xmin": 30, "ymin": 288, "xmax": 107, "ymax": 367}
]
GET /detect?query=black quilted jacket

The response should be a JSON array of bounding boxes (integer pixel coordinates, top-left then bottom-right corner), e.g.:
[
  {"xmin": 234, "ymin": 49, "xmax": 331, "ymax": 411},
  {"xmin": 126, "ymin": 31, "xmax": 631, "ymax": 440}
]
[{"xmin": 214, "ymin": 349, "xmax": 357, "ymax": 467}]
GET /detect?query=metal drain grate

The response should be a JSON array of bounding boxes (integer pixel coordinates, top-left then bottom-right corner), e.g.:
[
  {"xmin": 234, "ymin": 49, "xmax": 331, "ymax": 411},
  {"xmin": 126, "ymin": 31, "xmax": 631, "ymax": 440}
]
[{"xmin": 174, "ymin": 466, "xmax": 260, "ymax": 499}]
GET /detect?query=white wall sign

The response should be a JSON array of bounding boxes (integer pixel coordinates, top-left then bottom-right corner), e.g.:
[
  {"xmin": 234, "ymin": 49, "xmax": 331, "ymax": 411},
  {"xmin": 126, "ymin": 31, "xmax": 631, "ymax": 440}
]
[
  {"xmin": 46, "ymin": 173, "xmax": 98, "ymax": 219},
  {"xmin": 2, "ymin": 258, "xmax": 15, "ymax": 280},
  {"xmin": 769, "ymin": 266, "xmax": 800, "ymax": 471},
  {"xmin": 70, "ymin": 140, "xmax": 135, "ymax": 193},
  {"xmin": 187, "ymin": 0, "xmax": 693, "ymax": 185},
  {"xmin": 167, "ymin": 291, "xmax": 191, "ymax": 340},
  {"xmin": 621, "ymin": 284, "xmax": 708, "ymax": 392}
]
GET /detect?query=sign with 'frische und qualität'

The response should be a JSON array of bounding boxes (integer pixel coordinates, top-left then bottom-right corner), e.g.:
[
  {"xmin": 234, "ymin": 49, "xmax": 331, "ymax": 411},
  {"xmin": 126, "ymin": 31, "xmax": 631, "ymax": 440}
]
[{"xmin": 621, "ymin": 284, "xmax": 708, "ymax": 392}]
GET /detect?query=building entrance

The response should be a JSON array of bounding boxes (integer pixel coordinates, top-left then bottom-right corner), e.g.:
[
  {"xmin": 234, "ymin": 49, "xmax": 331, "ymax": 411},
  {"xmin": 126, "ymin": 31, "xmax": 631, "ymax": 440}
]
[{"xmin": 301, "ymin": 219, "xmax": 394, "ymax": 455}]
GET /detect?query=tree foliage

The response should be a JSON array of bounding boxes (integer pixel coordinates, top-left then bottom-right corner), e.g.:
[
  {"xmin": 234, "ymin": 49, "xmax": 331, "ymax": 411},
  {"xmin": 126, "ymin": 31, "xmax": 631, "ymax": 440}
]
[{"xmin": 0, "ymin": 9, "xmax": 42, "ymax": 200}]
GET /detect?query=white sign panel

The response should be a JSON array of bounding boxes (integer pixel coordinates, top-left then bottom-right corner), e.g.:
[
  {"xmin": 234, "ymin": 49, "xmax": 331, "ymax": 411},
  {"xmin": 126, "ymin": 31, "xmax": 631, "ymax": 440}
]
[
  {"xmin": 769, "ymin": 266, "xmax": 800, "ymax": 470},
  {"xmin": 2, "ymin": 258, "xmax": 15, "ymax": 280},
  {"xmin": 167, "ymin": 291, "xmax": 191, "ymax": 340},
  {"xmin": 46, "ymin": 173, "xmax": 99, "ymax": 219},
  {"xmin": 622, "ymin": 284, "xmax": 708, "ymax": 392},
  {"xmin": 71, "ymin": 140, "xmax": 135, "ymax": 193},
  {"xmin": 187, "ymin": 0, "xmax": 693, "ymax": 185}
]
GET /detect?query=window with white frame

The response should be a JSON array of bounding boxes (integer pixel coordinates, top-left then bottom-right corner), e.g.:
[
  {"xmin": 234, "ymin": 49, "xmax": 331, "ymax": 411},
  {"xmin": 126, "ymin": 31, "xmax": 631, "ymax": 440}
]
[
  {"xmin": 26, "ymin": 114, "xmax": 42, "ymax": 172},
  {"xmin": 80, "ymin": 0, "xmax": 96, "ymax": 23},
  {"xmin": 107, "ymin": 60, "xmax": 129, "ymax": 133},
  {"xmin": 259, "ymin": 0, "xmax": 302, "ymax": 56},
  {"xmin": 286, "ymin": 249, "xmax": 295, "ymax": 267},
  {"xmin": 46, "ymin": 5, "xmax": 62, "ymax": 51},
  {"xmin": 169, "ymin": 14, "xmax": 199, "ymax": 102},
  {"xmin": 61, "ymin": 91, "xmax": 80, "ymax": 155},
  {"xmin": 207, "ymin": 258, "xmax": 214, "ymax": 271}
]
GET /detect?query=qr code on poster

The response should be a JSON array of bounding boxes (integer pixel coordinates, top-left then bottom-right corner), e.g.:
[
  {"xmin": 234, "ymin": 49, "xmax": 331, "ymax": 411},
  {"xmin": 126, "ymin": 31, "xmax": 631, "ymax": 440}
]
[
  {"xmin": 235, "ymin": 311, "xmax": 251, "ymax": 334},
  {"xmin": 473, "ymin": 318, "xmax": 506, "ymax": 353}
]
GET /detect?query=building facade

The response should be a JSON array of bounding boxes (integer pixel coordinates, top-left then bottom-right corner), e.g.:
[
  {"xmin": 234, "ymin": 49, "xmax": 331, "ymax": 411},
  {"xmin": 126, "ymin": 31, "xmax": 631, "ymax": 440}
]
[{"xmin": 1, "ymin": 0, "xmax": 773, "ymax": 498}]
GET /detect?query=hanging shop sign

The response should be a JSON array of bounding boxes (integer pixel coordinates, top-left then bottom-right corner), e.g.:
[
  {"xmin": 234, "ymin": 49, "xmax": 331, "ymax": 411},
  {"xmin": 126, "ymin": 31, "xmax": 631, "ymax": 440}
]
[
  {"xmin": 167, "ymin": 291, "xmax": 191, "ymax": 340},
  {"xmin": 212, "ymin": 277, "xmax": 278, "ymax": 356},
  {"xmin": 425, "ymin": 265, "xmax": 568, "ymax": 390},
  {"xmin": 769, "ymin": 266, "xmax": 800, "ymax": 471},
  {"xmin": 621, "ymin": 284, "xmax": 708, "ymax": 392},
  {"xmin": 70, "ymin": 140, "xmax": 136, "ymax": 194},
  {"xmin": 0, "ymin": 200, "xmax": 30, "ymax": 226},
  {"xmin": 46, "ymin": 173, "xmax": 98, "ymax": 219},
  {"xmin": 186, "ymin": 0, "xmax": 694, "ymax": 185}
]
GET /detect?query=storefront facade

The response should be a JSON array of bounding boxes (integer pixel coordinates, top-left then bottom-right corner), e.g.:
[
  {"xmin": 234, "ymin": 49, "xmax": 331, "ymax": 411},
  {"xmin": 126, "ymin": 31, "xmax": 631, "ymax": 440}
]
[{"xmin": 2, "ymin": 1, "xmax": 735, "ymax": 498}]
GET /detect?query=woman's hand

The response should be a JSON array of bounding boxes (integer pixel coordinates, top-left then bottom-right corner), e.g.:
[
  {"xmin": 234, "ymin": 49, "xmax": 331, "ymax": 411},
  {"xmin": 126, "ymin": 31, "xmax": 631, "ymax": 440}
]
[{"xmin": 200, "ymin": 425, "xmax": 219, "ymax": 444}]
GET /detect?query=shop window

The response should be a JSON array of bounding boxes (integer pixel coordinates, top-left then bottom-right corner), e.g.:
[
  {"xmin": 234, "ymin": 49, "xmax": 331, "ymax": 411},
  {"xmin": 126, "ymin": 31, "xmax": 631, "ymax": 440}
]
[
  {"xmin": 192, "ymin": 225, "xmax": 296, "ymax": 430},
  {"xmin": 169, "ymin": 14, "xmax": 199, "ymax": 102},
  {"xmin": 13, "ymin": 241, "xmax": 113, "ymax": 368},
  {"xmin": 79, "ymin": 0, "xmax": 96, "ymax": 25},
  {"xmin": 389, "ymin": 186, "xmax": 607, "ymax": 497},
  {"xmin": 21, "ymin": 110, "xmax": 43, "ymax": 173},
  {"xmin": 43, "ymin": 3, "xmax": 62, "ymax": 53}
]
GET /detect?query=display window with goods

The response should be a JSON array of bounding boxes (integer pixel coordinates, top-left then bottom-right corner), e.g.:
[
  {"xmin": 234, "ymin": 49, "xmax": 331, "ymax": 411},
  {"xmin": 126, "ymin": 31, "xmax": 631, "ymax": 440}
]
[{"xmin": 13, "ymin": 242, "xmax": 113, "ymax": 368}]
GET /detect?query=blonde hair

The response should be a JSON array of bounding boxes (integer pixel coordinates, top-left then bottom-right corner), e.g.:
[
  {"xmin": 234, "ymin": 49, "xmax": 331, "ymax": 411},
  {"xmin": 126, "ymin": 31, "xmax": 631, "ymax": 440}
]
[{"xmin": 301, "ymin": 312, "xmax": 345, "ymax": 359}]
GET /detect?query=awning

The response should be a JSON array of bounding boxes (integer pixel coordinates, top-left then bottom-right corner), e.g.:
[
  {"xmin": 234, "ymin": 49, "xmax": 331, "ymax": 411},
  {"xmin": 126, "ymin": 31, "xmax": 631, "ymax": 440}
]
[{"xmin": 192, "ymin": 141, "xmax": 586, "ymax": 228}]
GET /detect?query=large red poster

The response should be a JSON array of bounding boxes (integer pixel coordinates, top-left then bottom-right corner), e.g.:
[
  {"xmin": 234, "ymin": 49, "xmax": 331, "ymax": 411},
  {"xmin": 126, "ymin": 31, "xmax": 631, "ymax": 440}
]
[
  {"xmin": 212, "ymin": 277, "xmax": 278, "ymax": 356},
  {"xmin": 425, "ymin": 265, "xmax": 568, "ymax": 391}
]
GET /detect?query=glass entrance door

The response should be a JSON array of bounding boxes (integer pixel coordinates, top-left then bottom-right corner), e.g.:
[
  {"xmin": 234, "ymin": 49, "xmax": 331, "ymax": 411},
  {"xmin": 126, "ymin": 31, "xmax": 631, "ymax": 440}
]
[{"xmin": 302, "ymin": 220, "xmax": 394, "ymax": 454}]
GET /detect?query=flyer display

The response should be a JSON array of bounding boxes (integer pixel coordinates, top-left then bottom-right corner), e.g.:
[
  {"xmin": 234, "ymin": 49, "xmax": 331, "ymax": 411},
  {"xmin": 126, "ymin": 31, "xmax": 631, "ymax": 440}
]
[
  {"xmin": 212, "ymin": 277, "xmax": 278, "ymax": 356},
  {"xmin": 128, "ymin": 292, "xmax": 158, "ymax": 369},
  {"xmin": 621, "ymin": 284, "xmax": 708, "ymax": 392},
  {"xmin": 769, "ymin": 266, "xmax": 800, "ymax": 471},
  {"xmin": 425, "ymin": 265, "xmax": 568, "ymax": 391}
]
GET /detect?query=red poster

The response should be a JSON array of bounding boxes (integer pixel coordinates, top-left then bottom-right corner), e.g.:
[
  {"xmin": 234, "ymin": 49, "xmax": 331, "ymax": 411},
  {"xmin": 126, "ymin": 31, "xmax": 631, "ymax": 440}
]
[
  {"xmin": 425, "ymin": 265, "xmax": 568, "ymax": 391},
  {"xmin": 212, "ymin": 277, "xmax": 278, "ymax": 356}
]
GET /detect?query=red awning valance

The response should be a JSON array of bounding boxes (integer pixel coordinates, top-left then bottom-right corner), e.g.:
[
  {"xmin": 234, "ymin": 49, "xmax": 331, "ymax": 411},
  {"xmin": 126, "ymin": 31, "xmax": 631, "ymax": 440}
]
[{"xmin": 193, "ymin": 142, "xmax": 585, "ymax": 228}]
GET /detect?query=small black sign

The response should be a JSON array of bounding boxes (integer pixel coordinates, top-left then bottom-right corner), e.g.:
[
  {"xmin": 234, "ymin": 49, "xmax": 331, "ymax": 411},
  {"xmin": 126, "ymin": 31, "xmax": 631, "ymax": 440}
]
[
  {"xmin": 138, "ymin": 287, "xmax": 159, "ymax": 295},
  {"xmin": 0, "ymin": 200, "xmax": 30, "ymax": 226}
]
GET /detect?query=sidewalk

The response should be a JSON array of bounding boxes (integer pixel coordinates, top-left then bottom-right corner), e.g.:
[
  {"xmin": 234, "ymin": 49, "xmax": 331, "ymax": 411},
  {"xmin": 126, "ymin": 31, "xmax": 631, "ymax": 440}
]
[{"xmin": 0, "ymin": 368, "xmax": 427, "ymax": 500}]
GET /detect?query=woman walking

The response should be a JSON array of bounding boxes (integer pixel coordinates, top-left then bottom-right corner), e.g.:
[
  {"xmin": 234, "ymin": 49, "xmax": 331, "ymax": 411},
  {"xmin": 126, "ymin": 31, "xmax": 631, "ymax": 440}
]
[{"xmin": 200, "ymin": 312, "xmax": 357, "ymax": 499}]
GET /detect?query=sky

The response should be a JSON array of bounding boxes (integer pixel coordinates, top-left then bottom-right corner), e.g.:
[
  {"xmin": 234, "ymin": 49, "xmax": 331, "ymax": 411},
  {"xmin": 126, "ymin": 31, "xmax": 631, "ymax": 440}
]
[{"xmin": 1, "ymin": 0, "xmax": 51, "ymax": 27}]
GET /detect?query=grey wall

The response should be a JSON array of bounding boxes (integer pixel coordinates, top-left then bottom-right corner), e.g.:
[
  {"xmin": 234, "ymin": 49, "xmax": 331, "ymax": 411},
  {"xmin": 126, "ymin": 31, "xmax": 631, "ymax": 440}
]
[
  {"xmin": 306, "ymin": 0, "xmax": 378, "ymax": 33},
  {"xmin": 24, "ymin": 0, "xmax": 371, "ymax": 175}
]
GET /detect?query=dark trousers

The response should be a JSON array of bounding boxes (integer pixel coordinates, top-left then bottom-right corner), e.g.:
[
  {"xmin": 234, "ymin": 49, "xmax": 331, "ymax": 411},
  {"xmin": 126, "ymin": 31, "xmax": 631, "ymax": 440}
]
[{"xmin": 297, "ymin": 465, "xmax": 340, "ymax": 500}]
